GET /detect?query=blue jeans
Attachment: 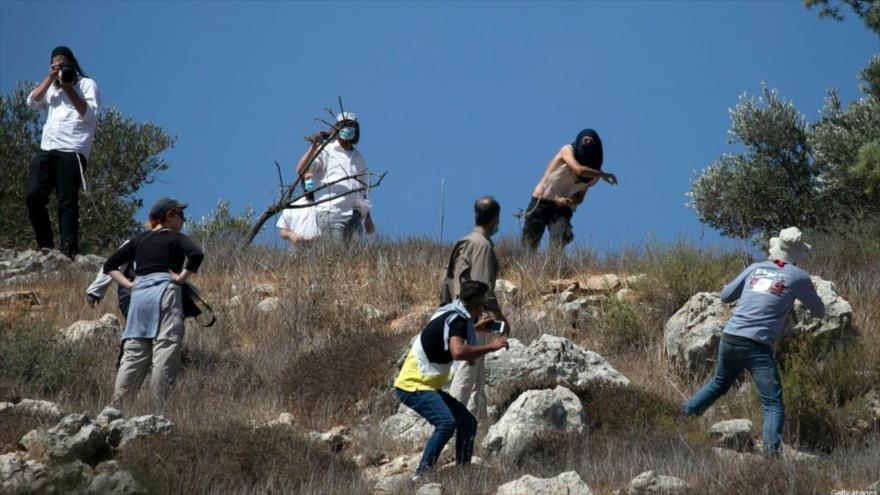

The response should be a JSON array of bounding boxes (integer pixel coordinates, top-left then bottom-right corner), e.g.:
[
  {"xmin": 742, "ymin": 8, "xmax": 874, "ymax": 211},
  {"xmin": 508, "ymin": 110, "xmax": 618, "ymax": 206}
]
[
  {"xmin": 683, "ymin": 334, "xmax": 784, "ymax": 455},
  {"xmin": 395, "ymin": 388, "xmax": 477, "ymax": 474}
]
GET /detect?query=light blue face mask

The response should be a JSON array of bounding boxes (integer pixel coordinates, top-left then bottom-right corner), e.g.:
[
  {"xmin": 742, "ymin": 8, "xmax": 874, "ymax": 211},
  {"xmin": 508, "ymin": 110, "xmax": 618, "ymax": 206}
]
[
  {"xmin": 338, "ymin": 126, "xmax": 356, "ymax": 141},
  {"xmin": 304, "ymin": 178, "xmax": 315, "ymax": 192}
]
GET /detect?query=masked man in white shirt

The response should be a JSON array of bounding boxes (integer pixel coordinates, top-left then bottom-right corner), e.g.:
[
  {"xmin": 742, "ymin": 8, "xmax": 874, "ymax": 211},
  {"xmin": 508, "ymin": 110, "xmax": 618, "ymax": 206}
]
[
  {"xmin": 25, "ymin": 46, "xmax": 101, "ymax": 259},
  {"xmin": 296, "ymin": 112, "xmax": 375, "ymax": 241}
]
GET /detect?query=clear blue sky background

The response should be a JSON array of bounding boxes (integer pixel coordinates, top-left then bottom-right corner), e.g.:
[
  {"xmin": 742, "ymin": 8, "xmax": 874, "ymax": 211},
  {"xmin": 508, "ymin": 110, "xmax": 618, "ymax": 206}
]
[{"xmin": 1, "ymin": 1, "xmax": 876, "ymax": 251}]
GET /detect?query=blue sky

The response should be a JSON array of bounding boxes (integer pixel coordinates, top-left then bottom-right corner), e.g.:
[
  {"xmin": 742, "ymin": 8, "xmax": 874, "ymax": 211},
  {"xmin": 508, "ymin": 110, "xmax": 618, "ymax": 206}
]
[{"xmin": 1, "ymin": 1, "xmax": 876, "ymax": 251}]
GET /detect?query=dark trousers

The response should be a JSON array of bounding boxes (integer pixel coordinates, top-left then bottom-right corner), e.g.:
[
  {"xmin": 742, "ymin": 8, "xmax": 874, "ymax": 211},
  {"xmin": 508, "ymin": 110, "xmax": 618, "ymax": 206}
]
[
  {"xmin": 25, "ymin": 150, "xmax": 86, "ymax": 258},
  {"xmin": 520, "ymin": 197, "xmax": 574, "ymax": 250}
]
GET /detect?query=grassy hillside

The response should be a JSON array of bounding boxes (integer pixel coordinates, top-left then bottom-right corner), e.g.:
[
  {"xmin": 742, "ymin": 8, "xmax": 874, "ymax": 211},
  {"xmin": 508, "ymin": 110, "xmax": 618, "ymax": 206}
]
[{"xmin": 2, "ymin": 236, "xmax": 878, "ymax": 494}]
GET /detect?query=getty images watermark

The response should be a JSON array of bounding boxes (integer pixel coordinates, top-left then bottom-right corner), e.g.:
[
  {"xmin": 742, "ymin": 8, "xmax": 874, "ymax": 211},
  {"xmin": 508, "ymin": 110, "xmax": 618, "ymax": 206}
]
[{"xmin": 830, "ymin": 490, "xmax": 878, "ymax": 495}]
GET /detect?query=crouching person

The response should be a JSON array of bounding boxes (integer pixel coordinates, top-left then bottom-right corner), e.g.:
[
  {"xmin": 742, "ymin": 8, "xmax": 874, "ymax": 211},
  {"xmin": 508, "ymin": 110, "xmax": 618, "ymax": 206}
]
[
  {"xmin": 393, "ymin": 280, "xmax": 508, "ymax": 476},
  {"xmin": 103, "ymin": 198, "xmax": 204, "ymax": 408}
]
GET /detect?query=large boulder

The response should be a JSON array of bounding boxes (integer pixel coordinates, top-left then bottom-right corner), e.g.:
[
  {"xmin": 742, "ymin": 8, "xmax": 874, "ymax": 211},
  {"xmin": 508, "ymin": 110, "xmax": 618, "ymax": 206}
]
[
  {"xmin": 497, "ymin": 471, "xmax": 594, "ymax": 495},
  {"xmin": 85, "ymin": 460, "xmax": 146, "ymax": 494},
  {"xmin": 783, "ymin": 276, "xmax": 856, "ymax": 345},
  {"xmin": 379, "ymin": 405, "xmax": 432, "ymax": 443},
  {"xmin": 0, "ymin": 452, "xmax": 143, "ymax": 495},
  {"xmin": 483, "ymin": 386, "xmax": 586, "ymax": 460},
  {"xmin": 20, "ymin": 413, "xmax": 106, "ymax": 465},
  {"xmin": 484, "ymin": 335, "xmax": 629, "ymax": 404},
  {"xmin": 663, "ymin": 292, "xmax": 730, "ymax": 374},
  {"xmin": 59, "ymin": 313, "xmax": 121, "ymax": 342},
  {"xmin": 665, "ymin": 277, "xmax": 856, "ymax": 375},
  {"xmin": 615, "ymin": 470, "xmax": 689, "ymax": 495},
  {"xmin": 106, "ymin": 415, "xmax": 174, "ymax": 449},
  {"xmin": 710, "ymin": 419, "xmax": 753, "ymax": 452},
  {"xmin": 0, "ymin": 452, "xmax": 50, "ymax": 495}
]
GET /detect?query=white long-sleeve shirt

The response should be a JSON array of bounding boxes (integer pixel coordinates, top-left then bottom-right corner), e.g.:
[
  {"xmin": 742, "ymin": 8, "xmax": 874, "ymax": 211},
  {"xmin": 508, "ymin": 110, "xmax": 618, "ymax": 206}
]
[
  {"xmin": 27, "ymin": 77, "xmax": 101, "ymax": 159},
  {"xmin": 310, "ymin": 142, "xmax": 372, "ymax": 216}
]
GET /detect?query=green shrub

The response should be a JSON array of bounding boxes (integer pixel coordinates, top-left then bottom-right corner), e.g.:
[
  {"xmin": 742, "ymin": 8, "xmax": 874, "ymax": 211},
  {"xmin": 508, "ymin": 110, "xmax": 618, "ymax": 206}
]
[{"xmin": 781, "ymin": 341, "xmax": 875, "ymax": 450}]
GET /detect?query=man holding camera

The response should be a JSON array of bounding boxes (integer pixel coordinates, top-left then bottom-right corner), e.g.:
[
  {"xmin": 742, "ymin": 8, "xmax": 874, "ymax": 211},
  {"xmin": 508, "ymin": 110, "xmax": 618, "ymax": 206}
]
[
  {"xmin": 295, "ymin": 112, "xmax": 375, "ymax": 242},
  {"xmin": 394, "ymin": 280, "xmax": 509, "ymax": 476},
  {"xmin": 26, "ymin": 46, "xmax": 100, "ymax": 259},
  {"xmin": 521, "ymin": 129, "xmax": 617, "ymax": 251}
]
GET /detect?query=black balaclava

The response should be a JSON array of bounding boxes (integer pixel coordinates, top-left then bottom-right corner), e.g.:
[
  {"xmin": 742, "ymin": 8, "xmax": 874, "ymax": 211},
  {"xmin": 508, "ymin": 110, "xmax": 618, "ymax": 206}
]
[
  {"xmin": 572, "ymin": 128, "xmax": 603, "ymax": 170},
  {"xmin": 51, "ymin": 46, "xmax": 86, "ymax": 77}
]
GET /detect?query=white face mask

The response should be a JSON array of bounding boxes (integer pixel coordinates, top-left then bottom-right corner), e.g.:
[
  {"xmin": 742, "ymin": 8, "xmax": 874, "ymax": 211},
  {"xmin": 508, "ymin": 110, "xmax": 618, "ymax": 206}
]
[{"xmin": 338, "ymin": 127, "xmax": 356, "ymax": 141}]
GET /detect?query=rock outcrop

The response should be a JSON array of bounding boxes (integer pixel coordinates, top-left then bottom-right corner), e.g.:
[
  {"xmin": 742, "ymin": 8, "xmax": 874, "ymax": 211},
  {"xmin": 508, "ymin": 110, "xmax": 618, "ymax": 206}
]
[
  {"xmin": 0, "ymin": 399, "xmax": 65, "ymax": 421},
  {"xmin": 106, "ymin": 415, "xmax": 174, "ymax": 449},
  {"xmin": 380, "ymin": 405, "xmax": 432, "ymax": 443},
  {"xmin": 484, "ymin": 334, "xmax": 630, "ymax": 400},
  {"xmin": 483, "ymin": 386, "xmax": 586, "ymax": 460},
  {"xmin": 497, "ymin": 471, "xmax": 594, "ymax": 495},
  {"xmin": 664, "ymin": 277, "xmax": 856, "ymax": 375},
  {"xmin": 0, "ymin": 248, "xmax": 103, "ymax": 283},
  {"xmin": 709, "ymin": 419, "xmax": 754, "ymax": 452},
  {"xmin": 663, "ymin": 292, "xmax": 730, "ymax": 374},
  {"xmin": 20, "ymin": 413, "xmax": 106, "ymax": 465},
  {"xmin": 615, "ymin": 470, "xmax": 689, "ymax": 495},
  {"xmin": 59, "ymin": 314, "xmax": 121, "ymax": 342}
]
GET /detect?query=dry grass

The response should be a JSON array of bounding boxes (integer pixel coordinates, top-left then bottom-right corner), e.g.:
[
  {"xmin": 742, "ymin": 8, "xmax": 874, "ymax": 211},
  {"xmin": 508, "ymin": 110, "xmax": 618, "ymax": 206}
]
[{"xmin": 1, "ymin": 234, "xmax": 878, "ymax": 493}]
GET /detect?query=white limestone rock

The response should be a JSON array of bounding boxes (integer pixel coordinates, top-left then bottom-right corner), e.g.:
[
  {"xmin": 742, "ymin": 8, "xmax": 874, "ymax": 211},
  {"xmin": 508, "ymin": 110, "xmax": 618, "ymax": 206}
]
[
  {"xmin": 497, "ymin": 471, "xmax": 594, "ymax": 495},
  {"xmin": 483, "ymin": 386, "xmax": 586, "ymax": 460}
]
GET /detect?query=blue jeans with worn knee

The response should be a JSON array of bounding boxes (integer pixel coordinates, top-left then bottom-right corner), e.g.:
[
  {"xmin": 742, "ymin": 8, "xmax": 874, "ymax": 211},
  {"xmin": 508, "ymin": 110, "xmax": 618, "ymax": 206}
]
[
  {"xmin": 683, "ymin": 333, "xmax": 785, "ymax": 455},
  {"xmin": 395, "ymin": 388, "xmax": 477, "ymax": 474}
]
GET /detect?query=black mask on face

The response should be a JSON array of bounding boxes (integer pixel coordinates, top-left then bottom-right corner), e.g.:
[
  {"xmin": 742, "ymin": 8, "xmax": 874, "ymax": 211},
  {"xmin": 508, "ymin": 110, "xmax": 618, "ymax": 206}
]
[{"xmin": 572, "ymin": 129, "xmax": 603, "ymax": 170}]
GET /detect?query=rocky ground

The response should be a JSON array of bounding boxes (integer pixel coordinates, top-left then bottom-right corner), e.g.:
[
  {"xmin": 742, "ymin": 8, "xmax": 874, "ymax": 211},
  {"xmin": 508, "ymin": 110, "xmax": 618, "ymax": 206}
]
[{"xmin": 1, "ymin": 242, "xmax": 878, "ymax": 494}]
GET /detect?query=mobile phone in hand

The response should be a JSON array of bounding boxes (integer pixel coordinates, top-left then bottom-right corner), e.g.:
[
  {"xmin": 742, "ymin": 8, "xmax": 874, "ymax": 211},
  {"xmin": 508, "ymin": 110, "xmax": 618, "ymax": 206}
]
[{"xmin": 487, "ymin": 320, "xmax": 506, "ymax": 333}]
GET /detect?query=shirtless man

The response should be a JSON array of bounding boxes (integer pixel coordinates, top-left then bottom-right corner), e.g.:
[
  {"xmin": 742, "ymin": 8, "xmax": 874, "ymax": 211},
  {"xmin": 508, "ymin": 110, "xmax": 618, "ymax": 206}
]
[{"xmin": 521, "ymin": 129, "xmax": 618, "ymax": 250}]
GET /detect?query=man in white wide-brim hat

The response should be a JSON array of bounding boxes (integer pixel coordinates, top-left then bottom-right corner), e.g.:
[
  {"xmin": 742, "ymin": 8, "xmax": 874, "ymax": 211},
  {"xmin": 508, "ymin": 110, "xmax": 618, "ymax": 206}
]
[{"xmin": 683, "ymin": 226, "xmax": 826, "ymax": 456}]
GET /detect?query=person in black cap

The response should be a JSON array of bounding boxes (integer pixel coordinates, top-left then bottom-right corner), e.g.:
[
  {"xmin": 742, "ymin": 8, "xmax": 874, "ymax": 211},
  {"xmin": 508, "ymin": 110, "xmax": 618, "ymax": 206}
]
[
  {"xmin": 102, "ymin": 197, "xmax": 204, "ymax": 408},
  {"xmin": 520, "ymin": 129, "xmax": 618, "ymax": 251},
  {"xmin": 25, "ymin": 46, "xmax": 101, "ymax": 258}
]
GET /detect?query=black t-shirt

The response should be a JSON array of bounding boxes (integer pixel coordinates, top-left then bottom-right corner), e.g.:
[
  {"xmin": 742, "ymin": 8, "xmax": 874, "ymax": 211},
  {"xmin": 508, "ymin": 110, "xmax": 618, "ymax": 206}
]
[
  {"xmin": 103, "ymin": 229, "xmax": 204, "ymax": 276},
  {"xmin": 420, "ymin": 311, "xmax": 469, "ymax": 364}
]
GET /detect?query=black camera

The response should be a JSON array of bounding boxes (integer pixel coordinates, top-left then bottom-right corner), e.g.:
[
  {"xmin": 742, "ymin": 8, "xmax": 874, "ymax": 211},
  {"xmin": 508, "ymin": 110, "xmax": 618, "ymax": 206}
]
[{"xmin": 59, "ymin": 65, "xmax": 77, "ymax": 84}]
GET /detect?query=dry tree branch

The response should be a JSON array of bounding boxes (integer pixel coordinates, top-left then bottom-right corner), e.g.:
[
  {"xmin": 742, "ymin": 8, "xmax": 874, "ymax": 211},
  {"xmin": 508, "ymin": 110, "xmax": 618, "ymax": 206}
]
[{"xmin": 243, "ymin": 98, "xmax": 388, "ymax": 246}]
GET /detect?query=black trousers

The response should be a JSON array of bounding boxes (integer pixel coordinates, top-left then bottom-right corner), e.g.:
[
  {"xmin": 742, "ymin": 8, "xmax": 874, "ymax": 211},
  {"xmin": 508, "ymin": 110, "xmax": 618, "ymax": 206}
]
[
  {"xmin": 25, "ymin": 150, "xmax": 86, "ymax": 258},
  {"xmin": 520, "ymin": 197, "xmax": 574, "ymax": 250}
]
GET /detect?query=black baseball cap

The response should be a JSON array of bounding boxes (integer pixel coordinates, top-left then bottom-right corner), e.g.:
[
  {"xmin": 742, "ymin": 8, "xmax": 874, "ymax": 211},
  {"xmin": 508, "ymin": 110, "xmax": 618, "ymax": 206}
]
[{"xmin": 149, "ymin": 197, "xmax": 188, "ymax": 218}]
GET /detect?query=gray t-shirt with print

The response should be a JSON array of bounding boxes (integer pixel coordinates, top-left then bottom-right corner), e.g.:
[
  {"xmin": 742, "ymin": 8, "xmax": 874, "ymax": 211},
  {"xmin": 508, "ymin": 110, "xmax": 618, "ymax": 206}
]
[{"xmin": 721, "ymin": 261, "xmax": 825, "ymax": 345}]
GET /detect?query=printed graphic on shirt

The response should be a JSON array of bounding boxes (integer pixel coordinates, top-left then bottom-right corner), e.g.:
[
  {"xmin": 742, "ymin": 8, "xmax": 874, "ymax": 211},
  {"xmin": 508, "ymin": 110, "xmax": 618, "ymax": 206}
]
[{"xmin": 748, "ymin": 268, "xmax": 786, "ymax": 296}]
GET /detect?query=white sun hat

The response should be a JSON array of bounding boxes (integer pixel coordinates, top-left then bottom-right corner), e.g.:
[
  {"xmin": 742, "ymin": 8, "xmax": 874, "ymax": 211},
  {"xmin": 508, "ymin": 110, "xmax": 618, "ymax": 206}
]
[
  {"xmin": 336, "ymin": 112, "xmax": 357, "ymax": 123},
  {"xmin": 768, "ymin": 226, "xmax": 811, "ymax": 264}
]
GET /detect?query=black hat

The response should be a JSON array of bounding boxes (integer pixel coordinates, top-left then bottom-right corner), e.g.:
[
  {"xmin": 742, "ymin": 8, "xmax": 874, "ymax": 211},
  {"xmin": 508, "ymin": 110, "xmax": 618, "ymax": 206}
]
[{"xmin": 149, "ymin": 197, "xmax": 188, "ymax": 219}]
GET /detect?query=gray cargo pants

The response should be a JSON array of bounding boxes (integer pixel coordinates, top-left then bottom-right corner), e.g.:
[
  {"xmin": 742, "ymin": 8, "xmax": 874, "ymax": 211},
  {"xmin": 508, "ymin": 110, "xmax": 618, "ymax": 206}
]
[{"xmin": 112, "ymin": 284, "xmax": 184, "ymax": 407}]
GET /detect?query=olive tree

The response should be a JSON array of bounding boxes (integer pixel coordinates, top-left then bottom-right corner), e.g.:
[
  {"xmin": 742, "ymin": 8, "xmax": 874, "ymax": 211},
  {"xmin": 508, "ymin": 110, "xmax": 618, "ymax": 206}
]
[{"xmin": 0, "ymin": 82, "xmax": 175, "ymax": 253}]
